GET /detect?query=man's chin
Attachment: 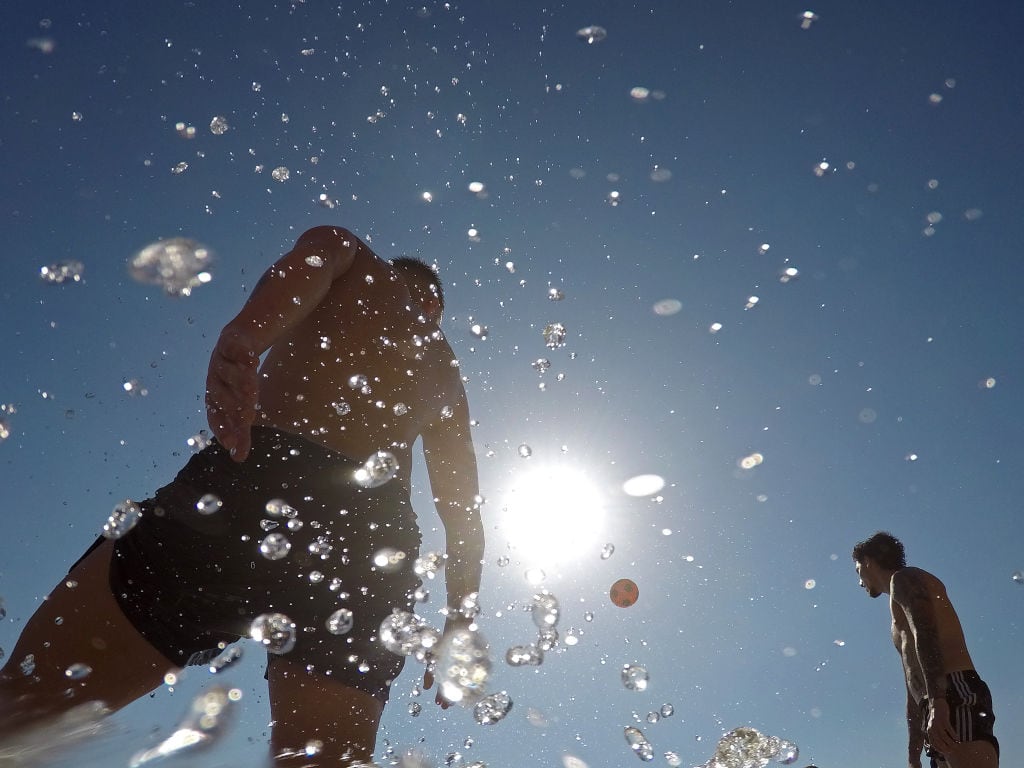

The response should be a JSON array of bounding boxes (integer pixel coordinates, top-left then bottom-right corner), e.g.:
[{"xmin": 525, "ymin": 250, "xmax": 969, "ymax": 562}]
[{"xmin": 869, "ymin": 589, "xmax": 881, "ymax": 598}]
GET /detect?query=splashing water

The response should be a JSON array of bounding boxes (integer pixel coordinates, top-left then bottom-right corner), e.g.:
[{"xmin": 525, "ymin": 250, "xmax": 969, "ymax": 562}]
[
  {"xmin": 623, "ymin": 726, "xmax": 654, "ymax": 761},
  {"xmin": 128, "ymin": 687, "xmax": 239, "ymax": 767},
  {"xmin": 249, "ymin": 613, "xmax": 297, "ymax": 654},
  {"xmin": 128, "ymin": 237, "xmax": 213, "ymax": 297},
  {"xmin": 102, "ymin": 499, "xmax": 142, "ymax": 539},
  {"xmin": 435, "ymin": 628, "xmax": 491, "ymax": 705},
  {"xmin": 700, "ymin": 726, "xmax": 798, "ymax": 768},
  {"xmin": 473, "ymin": 691, "xmax": 513, "ymax": 724},
  {"xmin": 379, "ymin": 611, "xmax": 441, "ymax": 658},
  {"xmin": 355, "ymin": 450, "xmax": 400, "ymax": 488}
]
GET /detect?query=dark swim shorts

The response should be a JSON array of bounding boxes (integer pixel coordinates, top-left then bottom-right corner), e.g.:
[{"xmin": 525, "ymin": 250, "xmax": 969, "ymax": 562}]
[
  {"xmin": 102, "ymin": 426, "xmax": 421, "ymax": 703},
  {"xmin": 922, "ymin": 669, "xmax": 999, "ymax": 767}
]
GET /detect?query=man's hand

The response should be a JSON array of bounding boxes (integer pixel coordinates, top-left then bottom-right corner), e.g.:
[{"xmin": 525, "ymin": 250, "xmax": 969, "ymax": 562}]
[
  {"xmin": 925, "ymin": 698, "xmax": 957, "ymax": 755},
  {"xmin": 421, "ymin": 668, "xmax": 451, "ymax": 710},
  {"xmin": 205, "ymin": 331, "xmax": 259, "ymax": 461},
  {"xmin": 421, "ymin": 615, "xmax": 476, "ymax": 710}
]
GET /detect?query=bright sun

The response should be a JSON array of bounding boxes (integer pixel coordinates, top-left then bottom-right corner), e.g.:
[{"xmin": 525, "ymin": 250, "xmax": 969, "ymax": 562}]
[{"xmin": 500, "ymin": 465, "xmax": 605, "ymax": 565}]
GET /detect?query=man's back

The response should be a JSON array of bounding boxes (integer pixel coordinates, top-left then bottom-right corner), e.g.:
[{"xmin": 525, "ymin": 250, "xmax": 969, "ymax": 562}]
[
  {"xmin": 890, "ymin": 566, "xmax": 976, "ymax": 700},
  {"xmin": 257, "ymin": 235, "xmax": 465, "ymax": 485}
]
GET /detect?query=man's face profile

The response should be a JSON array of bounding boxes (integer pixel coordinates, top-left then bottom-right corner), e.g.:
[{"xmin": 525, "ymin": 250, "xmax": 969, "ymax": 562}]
[{"xmin": 855, "ymin": 559, "xmax": 881, "ymax": 599}]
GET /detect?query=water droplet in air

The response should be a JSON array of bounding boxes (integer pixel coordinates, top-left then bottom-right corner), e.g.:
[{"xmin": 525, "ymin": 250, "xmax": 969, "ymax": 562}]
[
  {"xmin": 408, "ymin": 701, "xmax": 422, "ymax": 717},
  {"xmin": 129, "ymin": 238, "xmax": 213, "ymax": 297},
  {"xmin": 473, "ymin": 691, "xmax": 512, "ymax": 724},
  {"xmin": 326, "ymin": 608, "xmax": 354, "ymax": 635},
  {"xmin": 1011, "ymin": 570, "xmax": 1024, "ymax": 585},
  {"xmin": 20, "ymin": 654, "xmax": 36, "ymax": 675},
  {"xmin": 532, "ymin": 358, "xmax": 551, "ymax": 373},
  {"xmin": 623, "ymin": 726, "xmax": 654, "ymax": 761},
  {"xmin": 652, "ymin": 299, "xmax": 681, "ymax": 316},
  {"xmin": 776, "ymin": 739, "xmax": 800, "ymax": 764},
  {"xmin": 196, "ymin": 493, "xmax": 222, "ymax": 515},
  {"xmin": 65, "ymin": 662, "xmax": 92, "ymax": 680},
  {"xmin": 379, "ymin": 611, "xmax": 438, "ymax": 657},
  {"xmin": 505, "ymin": 644, "xmax": 543, "ymax": 667},
  {"xmin": 259, "ymin": 532, "xmax": 292, "ymax": 560},
  {"xmin": 436, "ymin": 628, "xmax": 491, "ymax": 705},
  {"xmin": 372, "ymin": 546, "xmax": 407, "ymax": 572},
  {"xmin": 39, "ymin": 260, "xmax": 85, "ymax": 284},
  {"xmin": 250, "ymin": 613, "xmax": 296, "ymax": 654},
  {"xmin": 355, "ymin": 450, "xmax": 400, "ymax": 488},
  {"xmin": 128, "ymin": 686, "xmax": 238, "ymax": 766},
  {"xmin": 209, "ymin": 646, "xmax": 244, "ymax": 673},
  {"xmin": 209, "ymin": 116, "xmax": 229, "ymax": 135},
  {"xmin": 622, "ymin": 475, "xmax": 665, "ymax": 497},
  {"xmin": 543, "ymin": 323, "xmax": 567, "ymax": 349},
  {"xmin": 576, "ymin": 25, "xmax": 607, "ymax": 44},
  {"xmin": 601, "ymin": 543, "xmax": 615, "ymax": 560},
  {"xmin": 621, "ymin": 664, "xmax": 649, "ymax": 691},
  {"xmin": 531, "ymin": 591, "xmax": 560, "ymax": 628},
  {"xmin": 800, "ymin": 10, "xmax": 819, "ymax": 29},
  {"xmin": 413, "ymin": 551, "xmax": 445, "ymax": 579},
  {"xmin": 103, "ymin": 499, "xmax": 142, "ymax": 539},
  {"xmin": 537, "ymin": 626, "xmax": 559, "ymax": 651},
  {"xmin": 271, "ymin": 166, "xmax": 290, "ymax": 182},
  {"xmin": 660, "ymin": 703, "xmax": 674, "ymax": 717},
  {"xmin": 548, "ymin": 287, "xmax": 565, "ymax": 301},
  {"xmin": 517, "ymin": 444, "xmax": 533, "ymax": 459}
]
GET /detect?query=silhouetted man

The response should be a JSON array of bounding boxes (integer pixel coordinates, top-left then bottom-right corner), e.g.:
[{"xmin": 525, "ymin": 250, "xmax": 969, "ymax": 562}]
[
  {"xmin": 853, "ymin": 532, "xmax": 997, "ymax": 768},
  {"xmin": 0, "ymin": 226, "xmax": 484, "ymax": 766}
]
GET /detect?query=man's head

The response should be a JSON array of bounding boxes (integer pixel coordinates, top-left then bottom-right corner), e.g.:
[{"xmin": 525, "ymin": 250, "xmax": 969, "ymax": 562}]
[
  {"xmin": 392, "ymin": 257, "xmax": 445, "ymax": 323},
  {"xmin": 852, "ymin": 531, "xmax": 906, "ymax": 598}
]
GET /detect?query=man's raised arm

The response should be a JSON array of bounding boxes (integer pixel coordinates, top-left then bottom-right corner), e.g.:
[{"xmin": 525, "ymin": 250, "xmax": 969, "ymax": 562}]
[{"xmin": 205, "ymin": 226, "xmax": 361, "ymax": 461}]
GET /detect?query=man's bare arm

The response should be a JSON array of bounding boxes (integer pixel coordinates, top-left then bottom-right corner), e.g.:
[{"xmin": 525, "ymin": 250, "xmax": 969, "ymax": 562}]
[
  {"xmin": 906, "ymin": 683, "xmax": 925, "ymax": 768},
  {"xmin": 892, "ymin": 569, "xmax": 958, "ymax": 756},
  {"xmin": 891, "ymin": 570, "xmax": 945, "ymax": 698},
  {"xmin": 205, "ymin": 226, "xmax": 362, "ymax": 460},
  {"xmin": 422, "ymin": 391, "xmax": 484, "ymax": 610}
]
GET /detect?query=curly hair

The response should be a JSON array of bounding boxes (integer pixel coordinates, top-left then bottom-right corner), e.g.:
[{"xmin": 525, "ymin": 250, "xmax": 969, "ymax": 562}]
[
  {"xmin": 852, "ymin": 531, "xmax": 907, "ymax": 570},
  {"xmin": 392, "ymin": 256, "xmax": 444, "ymax": 313}
]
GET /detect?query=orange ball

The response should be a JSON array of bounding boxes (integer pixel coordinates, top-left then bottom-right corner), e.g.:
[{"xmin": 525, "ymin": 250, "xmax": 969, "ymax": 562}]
[{"xmin": 609, "ymin": 578, "xmax": 639, "ymax": 608}]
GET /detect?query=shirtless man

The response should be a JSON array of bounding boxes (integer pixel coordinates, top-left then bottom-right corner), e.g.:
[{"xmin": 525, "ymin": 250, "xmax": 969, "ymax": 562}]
[
  {"xmin": 852, "ymin": 532, "xmax": 998, "ymax": 768},
  {"xmin": 0, "ymin": 226, "xmax": 484, "ymax": 765}
]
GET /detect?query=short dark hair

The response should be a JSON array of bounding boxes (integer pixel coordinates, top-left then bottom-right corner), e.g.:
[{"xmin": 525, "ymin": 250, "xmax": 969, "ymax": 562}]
[
  {"xmin": 392, "ymin": 256, "xmax": 445, "ymax": 313},
  {"xmin": 852, "ymin": 531, "xmax": 906, "ymax": 570}
]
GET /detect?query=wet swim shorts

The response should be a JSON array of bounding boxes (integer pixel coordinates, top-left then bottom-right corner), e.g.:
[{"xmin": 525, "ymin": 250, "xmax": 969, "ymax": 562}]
[
  {"xmin": 922, "ymin": 670, "xmax": 999, "ymax": 767},
  {"xmin": 102, "ymin": 426, "xmax": 421, "ymax": 703}
]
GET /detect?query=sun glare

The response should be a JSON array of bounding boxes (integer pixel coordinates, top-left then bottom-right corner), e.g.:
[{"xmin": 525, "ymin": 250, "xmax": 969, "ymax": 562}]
[{"xmin": 500, "ymin": 465, "xmax": 605, "ymax": 565}]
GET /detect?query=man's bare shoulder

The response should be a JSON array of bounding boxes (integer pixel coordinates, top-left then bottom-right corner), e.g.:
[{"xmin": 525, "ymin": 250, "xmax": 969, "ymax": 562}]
[{"xmin": 891, "ymin": 567, "xmax": 946, "ymax": 605}]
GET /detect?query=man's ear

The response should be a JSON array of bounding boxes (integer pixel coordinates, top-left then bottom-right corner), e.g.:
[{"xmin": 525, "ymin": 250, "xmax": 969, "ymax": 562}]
[{"xmin": 421, "ymin": 295, "xmax": 442, "ymax": 323}]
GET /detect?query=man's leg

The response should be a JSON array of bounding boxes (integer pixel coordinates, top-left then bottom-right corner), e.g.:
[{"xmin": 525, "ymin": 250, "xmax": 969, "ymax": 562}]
[
  {"xmin": 268, "ymin": 657, "xmax": 385, "ymax": 766},
  {"xmin": 0, "ymin": 538, "xmax": 172, "ymax": 736}
]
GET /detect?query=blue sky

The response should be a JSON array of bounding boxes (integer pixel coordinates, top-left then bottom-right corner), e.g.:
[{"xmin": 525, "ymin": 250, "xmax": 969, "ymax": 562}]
[{"xmin": 2, "ymin": 1, "xmax": 1023, "ymax": 766}]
